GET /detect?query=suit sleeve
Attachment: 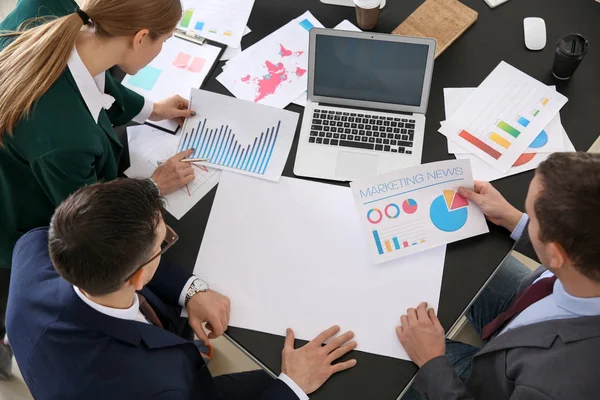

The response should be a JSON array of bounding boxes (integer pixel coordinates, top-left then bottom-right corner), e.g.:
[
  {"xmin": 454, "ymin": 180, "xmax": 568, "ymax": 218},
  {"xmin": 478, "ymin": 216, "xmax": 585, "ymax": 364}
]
[
  {"xmin": 259, "ymin": 379, "xmax": 300, "ymax": 400},
  {"xmin": 30, "ymin": 148, "xmax": 99, "ymax": 206},
  {"xmin": 413, "ymin": 356, "xmax": 475, "ymax": 400},
  {"xmin": 146, "ymin": 259, "xmax": 193, "ymax": 306},
  {"xmin": 104, "ymin": 72, "xmax": 146, "ymax": 126}
]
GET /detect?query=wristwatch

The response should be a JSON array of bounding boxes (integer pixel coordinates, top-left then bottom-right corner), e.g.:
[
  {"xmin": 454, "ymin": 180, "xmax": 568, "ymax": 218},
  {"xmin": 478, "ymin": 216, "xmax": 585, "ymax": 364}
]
[{"xmin": 185, "ymin": 278, "xmax": 209, "ymax": 307}]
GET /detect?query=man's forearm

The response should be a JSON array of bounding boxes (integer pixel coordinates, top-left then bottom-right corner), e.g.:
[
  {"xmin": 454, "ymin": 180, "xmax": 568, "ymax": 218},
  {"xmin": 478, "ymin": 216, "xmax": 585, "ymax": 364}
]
[{"xmin": 413, "ymin": 356, "xmax": 475, "ymax": 400}]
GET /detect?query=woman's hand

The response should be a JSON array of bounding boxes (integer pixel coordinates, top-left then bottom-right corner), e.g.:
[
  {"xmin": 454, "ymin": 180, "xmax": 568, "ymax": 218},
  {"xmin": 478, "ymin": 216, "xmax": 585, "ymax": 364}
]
[
  {"xmin": 151, "ymin": 149, "xmax": 195, "ymax": 195},
  {"xmin": 149, "ymin": 95, "xmax": 196, "ymax": 126}
]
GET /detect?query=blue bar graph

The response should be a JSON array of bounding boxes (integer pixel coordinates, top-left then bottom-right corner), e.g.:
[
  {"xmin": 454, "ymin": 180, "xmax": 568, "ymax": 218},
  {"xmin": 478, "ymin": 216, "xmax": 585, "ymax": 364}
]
[
  {"xmin": 178, "ymin": 118, "xmax": 281, "ymax": 175},
  {"xmin": 517, "ymin": 116, "xmax": 530, "ymax": 127}
]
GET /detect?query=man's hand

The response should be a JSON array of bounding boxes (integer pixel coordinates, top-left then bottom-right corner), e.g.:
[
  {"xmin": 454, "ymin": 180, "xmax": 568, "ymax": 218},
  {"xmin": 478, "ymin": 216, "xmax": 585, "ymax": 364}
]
[
  {"xmin": 458, "ymin": 181, "xmax": 523, "ymax": 232},
  {"xmin": 397, "ymin": 302, "xmax": 445, "ymax": 368},
  {"xmin": 151, "ymin": 149, "xmax": 195, "ymax": 195},
  {"xmin": 282, "ymin": 326, "xmax": 357, "ymax": 394},
  {"xmin": 187, "ymin": 289, "xmax": 231, "ymax": 345},
  {"xmin": 149, "ymin": 95, "xmax": 195, "ymax": 126}
]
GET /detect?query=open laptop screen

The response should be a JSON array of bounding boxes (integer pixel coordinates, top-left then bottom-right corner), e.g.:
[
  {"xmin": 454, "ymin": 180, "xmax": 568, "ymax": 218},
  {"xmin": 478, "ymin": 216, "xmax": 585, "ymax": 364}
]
[{"xmin": 313, "ymin": 35, "xmax": 429, "ymax": 107}]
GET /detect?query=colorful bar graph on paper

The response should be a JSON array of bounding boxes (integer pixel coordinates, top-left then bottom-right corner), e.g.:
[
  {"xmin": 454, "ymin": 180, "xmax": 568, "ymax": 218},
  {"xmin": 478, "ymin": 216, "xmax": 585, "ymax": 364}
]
[
  {"xmin": 542, "ymin": 98, "xmax": 549, "ymax": 106},
  {"xmin": 497, "ymin": 121, "xmax": 520, "ymax": 138},
  {"xmin": 373, "ymin": 231, "xmax": 384, "ymax": 255},
  {"xmin": 459, "ymin": 130, "xmax": 502, "ymax": 160},
  {"xmin": 533, "ymin": 109, "xmax": 540, "ymax": 116},
  {"xmin": 372, "ymin": 230, "xmax": 426, "ymax": 255},
  {"xmin": 489, "ymin": 133, "xmax": 512, "ymax": 149},
  {"xmin": 179, "ymin": 118, "xmax": 281, "ymax": 175},
  {"xmin": 517, "ymin": 117, "xmax": 530, "ymax": 127},
  {"xmin": 180, "ymin": 9, "xmax": 194, "ymax": 28}
]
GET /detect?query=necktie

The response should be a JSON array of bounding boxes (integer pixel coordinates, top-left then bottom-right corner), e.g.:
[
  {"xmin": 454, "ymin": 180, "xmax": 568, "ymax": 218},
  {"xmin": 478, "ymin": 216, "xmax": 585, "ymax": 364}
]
[
  {"xmin": 138, "ymin": 294, "xmax": 164, "ymax": 328},
  {"xmin": 481, "ymin": 275, "xmax": 557, "ymax": 340}
]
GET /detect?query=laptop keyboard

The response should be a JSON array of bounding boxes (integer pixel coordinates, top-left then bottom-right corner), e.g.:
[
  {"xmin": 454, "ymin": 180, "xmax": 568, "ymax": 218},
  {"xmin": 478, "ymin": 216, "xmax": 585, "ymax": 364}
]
[{"xmin": 308, "ymin": 108, "xmax": 416, "ymax": 154}]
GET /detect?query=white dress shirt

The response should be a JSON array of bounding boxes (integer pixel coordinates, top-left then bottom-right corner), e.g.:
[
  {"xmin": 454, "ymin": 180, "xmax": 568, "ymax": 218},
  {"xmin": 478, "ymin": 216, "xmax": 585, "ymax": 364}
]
[
  {"xmin": 66, "ymin": 47, "xmax": 153, "ymax": 124},
  {"xmin": 73, "ymin": 285, "xmax": 307, "ymax": 399},
  {"xmin": 501, "ymin": 213, "xmax": 600, "ymax": 335}
]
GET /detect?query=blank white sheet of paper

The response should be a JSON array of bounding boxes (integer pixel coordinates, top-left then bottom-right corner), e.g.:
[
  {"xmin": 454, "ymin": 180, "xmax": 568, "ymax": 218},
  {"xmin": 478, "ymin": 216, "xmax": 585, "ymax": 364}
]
[{"xmin": 194, "ymin": 172, "xmax": 446, "ymax": 360}]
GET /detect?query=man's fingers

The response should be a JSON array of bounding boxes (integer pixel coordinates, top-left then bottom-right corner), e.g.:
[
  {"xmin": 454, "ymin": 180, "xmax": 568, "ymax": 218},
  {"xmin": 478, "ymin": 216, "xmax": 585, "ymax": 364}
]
[
  {"xmin": 400, "ymin": 315, "xmax": 409, "ymax": 328},
  {"xmin": 326, "ymin": 340, "xmax": 357, "ymax": 364},
  {"xmin": 428, "ymin": 308, "xmax": 443, "ymax": 330},
  {"xmin": 330, "ymin": 359, "xmax": 357, "ymax": 374},
  {"xmin": 284, "ymin": 328, "xmax": 295, "ymax": 351},
  {"xmin": 190, "ymin": 319, "xmax": 209, "ymax": 345},
  {"xmin": 407, "ymin": 308, "xmax": 418, "ymax": 323},
  {"xmin": 416, "ymin": 302, "xmax": 429, "ymax": 322},
  {"xmin": 323, "ymin": 330, "xmax": 355, "ymax": 353},
  {"xmin": 395, "ymin": 326, "xmax": 403, "ymax": 339},
  {"xmin": 457, "ymin": 187, "xmax": 480, "ymax": 202},
  {"xmin": 181, "ymin": 174, "xmax": 195, "ymax": 186},
  {"xmin": 312, "ymin": 325, "xmax": 341, "ymax": 345},
  {"xmin": 206, "ymin": 317, "xmax": 225, "ymax": 337}
]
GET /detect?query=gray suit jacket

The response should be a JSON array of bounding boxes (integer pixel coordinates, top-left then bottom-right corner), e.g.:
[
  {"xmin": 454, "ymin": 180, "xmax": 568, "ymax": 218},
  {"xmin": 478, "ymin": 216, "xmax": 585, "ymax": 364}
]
[{"xmin": 414, "ymin": 266, "xmax": 600, "ymax": 399}]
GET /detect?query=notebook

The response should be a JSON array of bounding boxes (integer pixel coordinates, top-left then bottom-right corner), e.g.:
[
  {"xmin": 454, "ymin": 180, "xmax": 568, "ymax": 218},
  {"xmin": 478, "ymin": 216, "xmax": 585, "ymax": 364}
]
[{"xmin": 392, "ymin": 0, "xmax": 478, "ymax": 59}]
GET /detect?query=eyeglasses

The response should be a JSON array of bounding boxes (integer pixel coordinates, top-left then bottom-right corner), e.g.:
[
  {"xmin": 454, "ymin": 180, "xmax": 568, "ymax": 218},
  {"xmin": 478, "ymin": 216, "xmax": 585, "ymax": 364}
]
[{"xmin": 123, "ymin": 225, "xmax": 179, "ymax": 282}]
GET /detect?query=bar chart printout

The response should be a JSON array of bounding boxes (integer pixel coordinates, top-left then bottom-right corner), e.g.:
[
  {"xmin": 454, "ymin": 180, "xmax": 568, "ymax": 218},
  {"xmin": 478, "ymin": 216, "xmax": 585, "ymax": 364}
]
[
  {"xmin": 177, "ymin": 89, "xmax": 299, "ymax": 182},
  {"xmin": 439, "ymin": 61, "xmax": 568, "ymax": 172}
]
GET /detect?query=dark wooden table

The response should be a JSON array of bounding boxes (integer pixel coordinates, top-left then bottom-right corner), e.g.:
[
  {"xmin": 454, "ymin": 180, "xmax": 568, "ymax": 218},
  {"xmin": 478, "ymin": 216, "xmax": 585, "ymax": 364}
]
[{"xmin": 118, "ymin": 0, "xmax": 599, "ymax": 398}]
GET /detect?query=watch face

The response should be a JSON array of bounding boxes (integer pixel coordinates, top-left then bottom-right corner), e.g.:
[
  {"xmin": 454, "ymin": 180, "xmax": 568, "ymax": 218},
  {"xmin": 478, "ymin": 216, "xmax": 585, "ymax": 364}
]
[{"xmin": 193, "ymin": 279, "xmax": 209, "ymax": 292}]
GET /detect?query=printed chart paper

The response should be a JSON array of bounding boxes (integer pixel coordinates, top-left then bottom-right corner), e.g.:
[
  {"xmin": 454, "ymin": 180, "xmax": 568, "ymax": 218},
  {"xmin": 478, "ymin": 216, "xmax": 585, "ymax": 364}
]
[
  {"xmin": 220, "ymin": 26, "xmax": 252, "ymax": 61},
  {"xmin": 177, "ymin": 89, "xmax": 299, "ymax": 181},
  {"xmin": 217, "ymin": 11, "xmax": 324, "ymax": 108},
  {"xmin": 443, "ymin": 88, "xmax": 575, "ymax": 181},
  {"xmin": 444, "ymin": 87, "xmax": 568, "ymax": 155},
  {"xmin": 124, "ymin": 126, "xmax": 221, "ymax": 220},
  {"xmin": 179, "ymin": 0, "xmax": 254, "ymax": 48},
  {"xmin": 194, "ymin": 172, "xmax": 446, "ymax": 360},
  {"xmin": 439, "ymin": 61, "xmax": 568, "ymax": 172},
  {"xmin": 350, "ymin": 160, "xmax": 489, "ymax": 264}
]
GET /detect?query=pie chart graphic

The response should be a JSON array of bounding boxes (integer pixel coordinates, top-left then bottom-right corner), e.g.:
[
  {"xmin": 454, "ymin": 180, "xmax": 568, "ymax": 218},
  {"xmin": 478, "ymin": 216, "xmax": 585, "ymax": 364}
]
[
  {"xmin": 430, "ymin": 190, "xmax": 469, "ymax": 232},
  {"xmin": 402, "ymin": 198, "xmax": 418, "ymax": 214}
]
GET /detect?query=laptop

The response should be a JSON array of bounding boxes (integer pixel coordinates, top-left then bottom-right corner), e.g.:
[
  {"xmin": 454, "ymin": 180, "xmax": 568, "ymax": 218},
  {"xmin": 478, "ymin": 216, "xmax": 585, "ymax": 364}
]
[{"xmin": 293, "ymin": 29, "xmax": 436, "ymax": 181}]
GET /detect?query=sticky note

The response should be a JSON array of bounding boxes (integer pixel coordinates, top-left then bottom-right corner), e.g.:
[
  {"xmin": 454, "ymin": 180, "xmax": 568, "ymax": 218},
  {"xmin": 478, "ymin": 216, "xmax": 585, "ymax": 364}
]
[
  {"xmin": 299, "ymin": 19, "xmax": 314, "ymax": 31},
  {"xmin": 126, "ymin": 66, "xmax": 161, "ymax": 91},
  {"xmin": 173, "ymin": 52, "xmax": 191, "ymax": 69},
  {"xmin": 195, "ymin": 21, "xmax": 204, "ymax": 31},
  {"xmin": 188, "ymin": 57, "xmax": 207, "ymax": 73}
]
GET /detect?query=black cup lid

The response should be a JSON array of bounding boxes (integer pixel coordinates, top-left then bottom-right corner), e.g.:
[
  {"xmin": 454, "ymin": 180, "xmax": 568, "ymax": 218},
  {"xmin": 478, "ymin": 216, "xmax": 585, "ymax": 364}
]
[{"xmin": 557, "ymin": 33, "xmax": 589, "ymax": 57}]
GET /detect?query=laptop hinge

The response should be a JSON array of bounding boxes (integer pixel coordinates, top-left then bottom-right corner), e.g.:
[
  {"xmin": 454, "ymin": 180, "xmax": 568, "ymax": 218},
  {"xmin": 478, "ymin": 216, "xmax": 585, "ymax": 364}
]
[{"xmin": 317, "ymin": 102, "xmax": 414, "ymax": 115}]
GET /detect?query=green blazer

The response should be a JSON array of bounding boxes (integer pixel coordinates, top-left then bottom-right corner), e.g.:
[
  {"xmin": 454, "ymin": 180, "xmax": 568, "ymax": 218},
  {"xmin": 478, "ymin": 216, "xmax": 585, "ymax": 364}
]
[{"xmin": 0, "ymin": 0, "xmax": 146, "ymax": 267}]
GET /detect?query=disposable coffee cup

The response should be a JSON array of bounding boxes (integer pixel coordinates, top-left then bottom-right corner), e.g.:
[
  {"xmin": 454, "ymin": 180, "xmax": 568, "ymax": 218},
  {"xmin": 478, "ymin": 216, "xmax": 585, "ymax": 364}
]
[
  {"xmin": 354, "ymin": 0, "xmax": 382, "ymax": 30},
  {"xmin": 552, "ymin": 33, "xmax": 589, "ymax": 80}
]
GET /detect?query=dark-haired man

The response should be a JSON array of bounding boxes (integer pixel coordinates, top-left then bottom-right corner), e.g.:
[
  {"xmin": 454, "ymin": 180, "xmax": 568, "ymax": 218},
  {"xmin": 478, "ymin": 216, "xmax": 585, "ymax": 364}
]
[
  {"xmin": 398, "ymin": 152, "xmax": 600, "ymax": 399},
  {"xmin": 6, "ymin": 179, "xmax": 357, "ymax": 399}
]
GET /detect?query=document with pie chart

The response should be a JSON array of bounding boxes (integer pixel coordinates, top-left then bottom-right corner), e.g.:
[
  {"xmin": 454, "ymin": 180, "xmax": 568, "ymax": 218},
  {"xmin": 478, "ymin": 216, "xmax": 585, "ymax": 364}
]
[{"xmin": 350, "ymin": 159, "xmax": 489, "ymax": 264}]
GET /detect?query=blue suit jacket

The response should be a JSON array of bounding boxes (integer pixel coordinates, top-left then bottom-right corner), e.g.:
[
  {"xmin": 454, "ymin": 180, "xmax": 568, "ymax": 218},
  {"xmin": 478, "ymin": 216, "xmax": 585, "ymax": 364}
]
[{"xmin": 7, "ymin": 228, "xmax": 295, "ymax": 399}]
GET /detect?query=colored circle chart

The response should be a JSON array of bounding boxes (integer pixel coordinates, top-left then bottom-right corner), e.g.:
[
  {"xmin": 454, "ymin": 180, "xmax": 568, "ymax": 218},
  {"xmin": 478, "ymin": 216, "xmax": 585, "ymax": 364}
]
[
  {"xmin": 429, "ymin": 190, "xmax": 469, "ymax": 232},
  {"xmin": 385, "ymin": 204, "xmax": 401, "ymax": 219},
  {"xmin": 367, "ymin": 208, "xmax": 383, "ymax": 224},
  {"xmin": 402, "ymin": 198, "xmax": 418, "ymax": 214},
  {"xmin": 529, "ymin": 130, "xmax": 548, "ymax": 149}
]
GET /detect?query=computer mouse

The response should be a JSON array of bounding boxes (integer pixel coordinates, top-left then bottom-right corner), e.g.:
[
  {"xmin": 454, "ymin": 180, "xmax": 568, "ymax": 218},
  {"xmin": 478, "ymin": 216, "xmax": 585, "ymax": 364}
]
[{"xmin": 524, "ymin": 17, "xmax": 547, "ymax": 51}]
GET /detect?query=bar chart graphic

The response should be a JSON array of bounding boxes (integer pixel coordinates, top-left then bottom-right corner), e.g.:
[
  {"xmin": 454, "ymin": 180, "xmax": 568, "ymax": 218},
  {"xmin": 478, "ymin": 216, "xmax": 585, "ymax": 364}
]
[
  {"xmin": 371, "ymin": 219, "xmax": 427, "ymax": 255},
  {"xmin": 179, "ymin": 118, "xmax": 281, "ymax": 175}
]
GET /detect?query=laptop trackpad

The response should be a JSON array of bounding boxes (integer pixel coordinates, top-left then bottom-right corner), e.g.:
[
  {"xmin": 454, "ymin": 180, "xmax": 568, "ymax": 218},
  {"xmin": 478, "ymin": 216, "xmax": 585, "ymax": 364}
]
[{"xmin": 335, "ymin": 151, "xmax": 379, "ymax": 180}]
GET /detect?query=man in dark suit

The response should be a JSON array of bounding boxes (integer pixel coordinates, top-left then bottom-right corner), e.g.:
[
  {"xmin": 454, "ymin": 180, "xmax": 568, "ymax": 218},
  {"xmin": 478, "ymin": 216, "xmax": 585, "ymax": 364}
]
[
  {"xmin": 6, "ymin": 179, "xmax": 357, "ymax": 400},
  {"xmin": 397, "ymin": 152, "xmax": 600, "ymax": 399}
]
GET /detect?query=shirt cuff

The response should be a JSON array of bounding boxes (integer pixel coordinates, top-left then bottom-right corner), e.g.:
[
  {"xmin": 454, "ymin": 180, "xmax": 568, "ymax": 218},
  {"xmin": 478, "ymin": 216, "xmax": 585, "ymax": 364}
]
[
  {"xmin": 278, "ymin": 373, "xmax": 308, "ymax": 400},
  {"xmin": 178, "ymin": 276, "xmax": 197, "ymax": 318},
  {"xmin": 132, "ymin": 98, "xmax": 154, "ymax": 124},
  {"xmin": 510, "ymin": 213, "xmax": 529, "ymax": 241}
]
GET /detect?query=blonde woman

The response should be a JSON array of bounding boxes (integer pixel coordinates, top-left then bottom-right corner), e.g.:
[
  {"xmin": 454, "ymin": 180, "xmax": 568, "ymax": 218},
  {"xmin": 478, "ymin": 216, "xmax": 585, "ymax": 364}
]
[{"xmin": 0, "ymin": 0, "xmax": 196, "ymax": 270}]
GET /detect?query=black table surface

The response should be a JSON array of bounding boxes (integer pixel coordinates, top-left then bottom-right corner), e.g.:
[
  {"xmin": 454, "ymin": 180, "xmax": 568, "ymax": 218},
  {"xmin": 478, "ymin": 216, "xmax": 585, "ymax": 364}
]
[{"xmin": 117, "ymin": 0, "xmax": 599, "ymax": 398}]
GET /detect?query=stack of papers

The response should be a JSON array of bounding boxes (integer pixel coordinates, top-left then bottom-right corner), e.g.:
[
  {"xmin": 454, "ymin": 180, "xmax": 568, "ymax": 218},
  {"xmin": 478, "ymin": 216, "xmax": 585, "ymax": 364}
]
[
  {"xmin": 217, "ymin": 12, "xmax": 360, "ymax": 108},
  {"xmin": 440, "ymin": 62, "xmax": 574, "ymax": 181}
]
